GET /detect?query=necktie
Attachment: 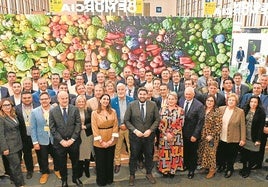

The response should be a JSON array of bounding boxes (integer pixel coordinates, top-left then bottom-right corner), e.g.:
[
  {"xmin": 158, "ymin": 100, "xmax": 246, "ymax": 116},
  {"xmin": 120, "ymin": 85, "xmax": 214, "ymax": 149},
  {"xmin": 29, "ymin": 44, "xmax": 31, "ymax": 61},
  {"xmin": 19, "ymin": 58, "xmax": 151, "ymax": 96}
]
[
  {"xmin": 174, "ymin": 85, "xmax": 178, "ymax": 92},
  {"xmin": 63, "ymin": 108, "xmax": 68, "ymax": 124},
  {"xmin": 141, "ymin": 103, "xmax": 145, "ymax": 121},
  {"xmin": 128, "ymin": 89, "xmax": 132, "ymax": 96},
  {"xmin": 184, "ymin": 101, "xmax": 189, "ymax": 115},
  {"xmin": 236, "ymin": 86, "xmax": 240, "ymax": 96}
]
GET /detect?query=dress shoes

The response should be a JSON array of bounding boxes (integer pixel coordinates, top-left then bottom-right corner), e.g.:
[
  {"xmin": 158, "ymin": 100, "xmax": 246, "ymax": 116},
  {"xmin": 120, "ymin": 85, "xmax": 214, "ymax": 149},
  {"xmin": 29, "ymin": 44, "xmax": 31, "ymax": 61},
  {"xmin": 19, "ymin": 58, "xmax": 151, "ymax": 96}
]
[
  {"xmin": 62, "ymin": 180, "xmax": 68, "ymax": 187},
  {"xmin": 187, "ymin": 171, "xmax": 194, "ymax": 179},
  {"xmin": 73, "ymin": 178, "xmax": 83, "ymax": 186},
  {"xmin": 206, "ymin": 169, "xmax": 216, "ymax": 179},
  {"xmin": 129, "ymin": 175, "xmax": 135, "ymax": 186},
  {"xmin": 54, "ymin": 171, "xmax": 61, "ymax": 179},
  {"xmin": 224, "ymin": 170, "xmax": 233, "ymax": 178},
  {"xmin": 146, "ymin": 174, "xmax": 156, "ymax": 184},
  {"xmin": 39, "ymin": 174, "xmax": 49, "ymax": 184},
  {"xmin": 26, "ymin": 171, "xmax": 33, "ymax": 179},
  {"xmin": 114, "ymin": 165, "xmax": 121, "ymax": 174}
]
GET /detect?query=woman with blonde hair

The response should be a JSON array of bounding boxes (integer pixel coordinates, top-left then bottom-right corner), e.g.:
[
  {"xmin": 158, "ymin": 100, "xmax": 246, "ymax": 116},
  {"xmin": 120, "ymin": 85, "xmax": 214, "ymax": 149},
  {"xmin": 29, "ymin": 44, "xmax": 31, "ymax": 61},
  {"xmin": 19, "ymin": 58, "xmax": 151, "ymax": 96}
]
[
  {"xmin": 217, "ymin": 93, "xmax": 246, "ymax": 178},
  {"xmin": 158, "ymin": 91, "xmax": 184, "ymax": 178},
  {"xmin": 75, "ymin": 95, "xmax": 93, "ymax": 178},
  {"xmin": 0, "ymin": 98, "xmax": 24, "ymax": 187},
  {"xmin": 105, "ymin": 80, "xmax": 117, "ymax": 99}
]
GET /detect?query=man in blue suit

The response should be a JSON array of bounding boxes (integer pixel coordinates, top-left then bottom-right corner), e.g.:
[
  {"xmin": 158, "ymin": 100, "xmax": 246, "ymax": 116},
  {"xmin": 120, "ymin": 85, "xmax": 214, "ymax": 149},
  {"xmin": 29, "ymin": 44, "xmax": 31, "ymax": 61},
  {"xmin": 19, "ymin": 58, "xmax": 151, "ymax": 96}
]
[
  {"xmin": 236, "ymin": 46, "xmax": 245, "ymax": 69},
  {"xmin": 30, "ymin": 92, "xmax": 60, "ymax": 184},
  {"xmin": 111, "ymin": 83, "xmax": 134, "ymax": 173},
  {"xmin": 0, "ymin": 86, "xmax": 10, "ymax": 100},
  {"xmin": 32, "ymin": 78, "xmax": 56, "ymax": 105},
  {"xmin": 179, "ymin": 87, "xmax": 205, "ymax": 179}
]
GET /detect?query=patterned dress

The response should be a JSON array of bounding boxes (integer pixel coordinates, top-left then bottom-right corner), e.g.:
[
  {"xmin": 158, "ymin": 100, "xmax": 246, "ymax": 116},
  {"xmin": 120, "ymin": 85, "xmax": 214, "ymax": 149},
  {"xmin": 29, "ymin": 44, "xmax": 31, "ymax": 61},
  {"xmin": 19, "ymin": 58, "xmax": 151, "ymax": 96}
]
[
  {"xmin": 198, "ymin": 108, "xmax": 222, "ymax": 169},
  {"xmin": 158, "ymin": 106, "xmax": 184, "ymax": 174}
]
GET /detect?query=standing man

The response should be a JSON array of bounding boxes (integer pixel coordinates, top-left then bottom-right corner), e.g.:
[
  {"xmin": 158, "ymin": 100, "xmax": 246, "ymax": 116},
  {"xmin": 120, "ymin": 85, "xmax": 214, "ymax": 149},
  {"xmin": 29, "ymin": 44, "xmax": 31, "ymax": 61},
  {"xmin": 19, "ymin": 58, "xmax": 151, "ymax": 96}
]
[
  {"xmin": 49, "ymin": 91, "xmax": 82, "ymax": 187},
  {"xmin": 111, "ymin": 83, "xmax": 134, "ymax": 173},
  {"xmin": 3, "ymin": 71, "xmax": 16, "ymax": 96},
  {"xmin": 31, "ymin": 67, "xmax": 41, "ymax": 91},
  {"xmin": 30, "ymin": 92, "xmax": 61, "ymax": 184},
  {"xmin": 15, "ymin": 91, "xmax": 39, "ymax": 179},
  {"xmin": 197, "ymin": 66, "xmax": 211, "ymax": 90},
  {"xmin": 82, "ymin": 62, "xmax": 97, "ymax": 84},
  {"xmin": 124, "ymin": 87, "xmax": 160, "ymax": 186},
  {"xmin": 179, "ymin": 87, "xmax": 204, "ymax": 179},
  {"xmin": 236, "ymin": 46, "xmax": 245, "ymax": 69},
  {"xmin": 232, "ymin": 72, "xmax": 249, "ymax": 101},
  {"xmin": 168, "ymin": 70, "xmax": 185, "ymax": 93},
  {"xmin": 48, "ymin": 73, "xmax": 61, "ymax": 94},
  {"xmin": 32, "ymin": 78, "xmax": 56, "ymax": 105},
  {"xmin": 215, "ymin": 66, "xmax": 234, "ymax": 91}
]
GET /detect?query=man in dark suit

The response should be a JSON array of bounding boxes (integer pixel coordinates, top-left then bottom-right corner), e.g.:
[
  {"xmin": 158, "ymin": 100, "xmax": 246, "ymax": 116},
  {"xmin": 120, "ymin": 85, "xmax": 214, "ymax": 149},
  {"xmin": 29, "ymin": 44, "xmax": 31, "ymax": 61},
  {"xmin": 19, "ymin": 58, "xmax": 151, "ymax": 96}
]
[
  {"xmin": 32, "ymin": 78, "xmax": 56, "ymax": 105},
  {"xmin": 15, "ymin": 91, "xmax": 39, "ymax": 179},
  {"xmin": 48, "ymin": 73, "xmax": 61, "ymax": 94},
  {"xmin": 202, "ymin": 81, "xmax": 225, "ymax": 107},
  {"xmin": 179, "ymin": 87, "xmax": 204, "ymax": 179},
  {"xmin": 260, "ymin": 74, "xmax": 268, "ymax": 95},
  {"xmin": 82, "ymin": 62, "xmax": 97, "ymax": 85},
  {"xmin": 124, "ymin": 87, "xmax": 160, "ymax": 186},
  {"xmin": 60, "ymin": 69, "xmax": 75, "ymax": 87},
  {"xmin": 178, "ymin": 79, "xmax": 204, "ymax": 104},
  {"xmin": 215, "ymin": 66, "xmax": 234, "ymax": 91},
  {"xmin": 232, "ymin": 73, "xmax": 249, "ymax": 101},
  {"xmin": 51, "ymin": 83, "xmax": 77, "ymax": 105},
  {"xmin": 167, "ymin": 70, "xmax": 185, "ymax": 93},
  {"xmin": 0, "ymin": 86, "xmax": 9, "ymax": 100},
  {"xmin": 236, "ymin": 46, "xmax": 245, "ymax": 69},
  {"xmin": 49, "ymin": 91, "xmax": 82, "ymax": 187}
]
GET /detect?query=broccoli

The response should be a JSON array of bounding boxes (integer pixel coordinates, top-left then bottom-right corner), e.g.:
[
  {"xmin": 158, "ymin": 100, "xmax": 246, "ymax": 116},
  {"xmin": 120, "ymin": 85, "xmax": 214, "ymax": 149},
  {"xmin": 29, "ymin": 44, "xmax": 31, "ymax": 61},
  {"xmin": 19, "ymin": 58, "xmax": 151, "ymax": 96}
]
[
  {"xmin": 202, "ymin": 18, "xmax": 213, "ymax": 29},
  {"xmin": 216, "ymin": 53, "xmax": 228, "ymax": 64},
  {"xmin": 221, "ymin": 18, "xmax": 232, "ymax": 30}
]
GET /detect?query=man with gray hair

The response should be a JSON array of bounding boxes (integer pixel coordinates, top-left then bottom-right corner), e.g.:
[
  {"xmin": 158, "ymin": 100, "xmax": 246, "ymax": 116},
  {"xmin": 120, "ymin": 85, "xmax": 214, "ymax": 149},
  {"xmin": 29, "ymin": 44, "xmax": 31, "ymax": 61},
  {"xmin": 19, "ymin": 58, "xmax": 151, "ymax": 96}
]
[
  {"xmin": 179, "ymin": 87, "xmax": 204, "ymax": 179},
  {"xmin": 111, "ymin": 83, "xmax": 134, "ymax": 173}
]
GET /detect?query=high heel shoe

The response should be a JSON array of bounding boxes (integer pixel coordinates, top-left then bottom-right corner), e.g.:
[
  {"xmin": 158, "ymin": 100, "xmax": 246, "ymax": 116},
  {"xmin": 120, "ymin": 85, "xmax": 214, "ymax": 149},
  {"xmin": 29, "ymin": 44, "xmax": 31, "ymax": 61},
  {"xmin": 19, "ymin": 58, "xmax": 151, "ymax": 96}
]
[{"xmin": 206, "ymin": 168, "xmax": 216, "ymax": 179}]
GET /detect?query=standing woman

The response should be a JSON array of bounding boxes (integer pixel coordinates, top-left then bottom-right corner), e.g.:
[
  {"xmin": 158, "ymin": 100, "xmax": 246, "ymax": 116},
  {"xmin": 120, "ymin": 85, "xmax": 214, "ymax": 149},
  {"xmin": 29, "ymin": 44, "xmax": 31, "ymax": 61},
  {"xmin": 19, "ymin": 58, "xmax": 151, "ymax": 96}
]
[
  {"xmin": 217, "ymin": 93, "xmax": 246, "ymax": 178},
  {"xmin": 75, "ymin": 95, "xmax": 93, "ymax": 178},
  {"xmin": 0, "ymin": 98, "xmax": 24, "ymax": 187},
  {"xmin": 240, "ymin": 96, "xmax": 266, "ymax": 178},
  {"xmin": 198, "ymin": 95, "xmax": 222, "ymax": 179},
  {"xmin": 158, "ymin": 92, "xmax": 184, "ymax": 178},
  {"xmin": 92, "ymin": 94, "xmax": 118, "ymax": 186}
]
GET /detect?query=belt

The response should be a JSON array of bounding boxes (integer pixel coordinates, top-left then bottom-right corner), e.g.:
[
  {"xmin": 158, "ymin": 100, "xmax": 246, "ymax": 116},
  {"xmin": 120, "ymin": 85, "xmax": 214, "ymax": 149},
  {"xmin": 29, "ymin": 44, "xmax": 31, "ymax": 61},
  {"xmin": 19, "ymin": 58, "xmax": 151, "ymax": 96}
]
[{"xmin": 98, "ymin": 126, "xmax": 113, "ymax": 130}]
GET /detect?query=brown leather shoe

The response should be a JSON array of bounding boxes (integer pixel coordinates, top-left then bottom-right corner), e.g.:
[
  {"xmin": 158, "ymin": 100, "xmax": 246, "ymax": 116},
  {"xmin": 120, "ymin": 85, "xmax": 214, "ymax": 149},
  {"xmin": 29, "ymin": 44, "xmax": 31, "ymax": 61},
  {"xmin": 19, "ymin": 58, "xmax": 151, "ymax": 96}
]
[
  {"xmin": 206, "ymin": 168, "xmax": 216, "ymax": 179},
  {"xmin": 146, "ymin": 174, "xmax": 156, "ymax": 184},
  {"xmin": 39, "ymin": 174, "xmax": 49, "ymax": 184},
  {"xmin": 129, "ymin": 175, "xmax": 135, "ymax": 186},
  {"xmin": 114, "ymin": 165, "xmax": 121, "ymax": 174},
  {"xmin": 54, "ymin": 171, "xmax": 61, "ymax": 179}
]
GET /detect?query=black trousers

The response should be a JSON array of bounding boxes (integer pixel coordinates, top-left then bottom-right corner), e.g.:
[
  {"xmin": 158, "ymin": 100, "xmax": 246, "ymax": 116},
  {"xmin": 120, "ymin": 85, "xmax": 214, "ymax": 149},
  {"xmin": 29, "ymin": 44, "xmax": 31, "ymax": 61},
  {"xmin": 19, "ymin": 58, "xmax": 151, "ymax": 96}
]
[
  {"xmin": 94, "ymin": 145, "xmax": 115, "ymax": 186},
  {"xmin": 39, "ymin": 143, "xmax": 60, "ymax": 174},
  {"xmin": 5, "ymin": 152, "xmax": 24, "ymax": 187},
  {"xmin": 241, "ymin": 148, "xmax": 258, "ymax": 168},
  {"xmin": 183, "ymin": 138, "xmax": 198, "ymax": 172},
  {"xmin": 54, "ymin": 141, "xmax": 80, "ymax": 181},
  {"xmin": 20, "ymin": 135, "xmax": 34, "ymax": 172},
  {"xmin": 129, "ymin": 132, "xmax": 155, "ymax": 175},
  {"xmin": 217, "ymin": 141, "xmax": 239, "ymax": 171}
]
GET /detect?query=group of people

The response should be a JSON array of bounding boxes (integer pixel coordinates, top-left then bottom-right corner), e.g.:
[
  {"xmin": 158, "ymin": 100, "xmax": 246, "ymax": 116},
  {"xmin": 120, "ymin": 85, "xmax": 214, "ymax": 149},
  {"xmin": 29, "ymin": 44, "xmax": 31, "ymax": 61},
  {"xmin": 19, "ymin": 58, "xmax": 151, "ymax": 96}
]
[{"xmin": 0, "ymin": 62, "xmax": 268, "ymax": 187}]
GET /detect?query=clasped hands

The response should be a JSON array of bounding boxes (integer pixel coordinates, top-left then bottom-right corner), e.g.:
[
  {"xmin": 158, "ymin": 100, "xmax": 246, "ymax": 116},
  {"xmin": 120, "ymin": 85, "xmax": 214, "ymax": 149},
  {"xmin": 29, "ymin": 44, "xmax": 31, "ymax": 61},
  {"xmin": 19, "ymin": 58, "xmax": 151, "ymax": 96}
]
[
  {"xmin": 60, "ymin": 139, "xmax": 75, "ymax": 147},
  {"xmin": 134, "ymin": 129, "xmax": 151, "ymax": 138},
  {"xmin": 100, "ymin": 139, "xmax": 114, "ymax": 148}
]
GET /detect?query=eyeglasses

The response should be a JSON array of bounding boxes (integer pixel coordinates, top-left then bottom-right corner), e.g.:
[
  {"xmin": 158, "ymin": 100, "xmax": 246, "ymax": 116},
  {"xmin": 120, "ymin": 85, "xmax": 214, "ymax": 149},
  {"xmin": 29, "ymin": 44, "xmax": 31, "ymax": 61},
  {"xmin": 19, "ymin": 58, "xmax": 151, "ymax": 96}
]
[
  {"xmin": 2, "ymin": 104, "xmax": 11, "ymax": 107},
  {"xmin": 206, "ymin": 100, "xmax": 214, "ymax": 102}
]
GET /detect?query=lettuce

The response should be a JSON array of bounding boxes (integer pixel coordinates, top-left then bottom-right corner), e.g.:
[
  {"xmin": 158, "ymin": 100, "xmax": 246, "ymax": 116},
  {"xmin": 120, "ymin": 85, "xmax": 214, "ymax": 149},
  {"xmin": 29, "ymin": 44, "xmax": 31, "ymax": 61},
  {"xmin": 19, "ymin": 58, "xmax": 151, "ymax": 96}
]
[
  {"xmin": 25, "ymin": 15, "xmax": 50, "ymax": 26},
  {"xmin": 15, "ymin": 53, "xmax": 34, "ymax": 71}
]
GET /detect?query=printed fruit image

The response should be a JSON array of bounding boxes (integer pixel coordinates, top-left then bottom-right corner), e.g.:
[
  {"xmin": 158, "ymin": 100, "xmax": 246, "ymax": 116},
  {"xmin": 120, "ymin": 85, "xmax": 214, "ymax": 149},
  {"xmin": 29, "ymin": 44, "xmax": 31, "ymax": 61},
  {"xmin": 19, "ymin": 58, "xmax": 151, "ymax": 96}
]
[{"xmin": 0, "ymin": 14, "xmax": 232, "ymax": 83}]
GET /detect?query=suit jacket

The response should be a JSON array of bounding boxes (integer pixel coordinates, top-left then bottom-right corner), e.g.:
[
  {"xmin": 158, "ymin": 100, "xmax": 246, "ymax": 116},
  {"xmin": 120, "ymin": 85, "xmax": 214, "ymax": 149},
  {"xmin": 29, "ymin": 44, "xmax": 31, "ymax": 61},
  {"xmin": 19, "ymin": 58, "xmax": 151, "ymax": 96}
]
[
  {"xmin": 240, "ymin": 93, "xmax": 268, "ymax": 111},
  {"xmin": 9, "ymin": 95, "xmax": 21, "ymax": 106},
  {"xmin": 179, "ymin": 98, "xmax": 205, "ymax": 139},
  {"xmin": 83, "ymin": 108, "xmax": 93, "ymax": 136},
  {"xmin": 30, "ymin": 106, "xmax": 54, "ymax": 145},
  {"xmin": 151, "ymin": 97, "xmax": 161, "ymax": 110},
  {"xmin": 32, "ymin": 89, "xmax": 56, "ymax": 105},
  {"xmin": 0, "ymin": 116, "xmax": 23, "ymax": 154},
  {"xmin": 178, "ymin": 90, "xmax": 204, "ymax": 104},
  {"xmin": 15, "ymin": 102, "xmax": 39, "ymax": 141},
  {"xmin": 70, "ymin": 95, "xmax": 92, "ymax": 105},
  {"xmin": 232, "ymin": 84, "xmax": 250, "ymax": 101},
  {"xmin": 236, "ymin": 50, "xmax": 245, "ymax": 61},
  {"xmin": 0, "ymin": 86, "xmax": 10, "ymax": 99},
  {"xmin": 215, "ymin": 76, "xmax": 234, "ymax": 91},
  {"xmin": 202, "ymin": 93, "xmax": 226, "ymax": 107},
  {"xmin": 82, "ymin": 72, "xmax": 97, "ymax": 84},
  {"xmin": 51, "ymin": 93, "xmax": 77, "ymax": 105},
  {"xmin": 167, "ymin": 81, "xmax": 185, "ymax": 93},
  {"xmin": 60, "ymin": 78, "xmax": 75, "ymax": 86},
  {"xmin": 124, "ymin": 100, "xmax": 160, "ymax": 133},
  {"xmin": 49, "ymin": 104, "xmax": 81, "ymax": 146},
  {"xmin": 111, "ymin": 96, "xmax": 134, "ymax": 126},
  {"xmin": 219, "ymin": 106, "xmax": 246, "ymax": 143}
]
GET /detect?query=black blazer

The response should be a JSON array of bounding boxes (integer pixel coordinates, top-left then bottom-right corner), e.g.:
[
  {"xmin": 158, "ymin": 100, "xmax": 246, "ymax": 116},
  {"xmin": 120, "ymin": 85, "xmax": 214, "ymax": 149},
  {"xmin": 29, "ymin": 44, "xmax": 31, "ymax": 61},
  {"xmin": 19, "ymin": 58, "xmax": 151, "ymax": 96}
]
[
  {"xmin": 178, "ymin": 90, "xmax": 204, "ymax": 104},
  {"xmin": 215, "ymin": 76, "xmax": 234, "ymax": 90},
  {"xmin": 244, "ymin": 107, "xmax": 266, "ymax": 142},
  {"xmin": 179, "ymin": 98, "xmax": 205, "ymax": 139},
  {"xmin": 0, "ymin": 86, "xmax": 10, "ymax": 99},
  {"xmin": 84, "ymin": 108, "xmax": 93, "ymax": 136},
  {"xmin": 15, "ymin": 102, "xmax": 39, "ymax": 141},
  {"xmin": 0, "ymin": 116, "xmax": 23, "ymax": 154},
  {"xmin": 202, "ymin": 93, "xmax": 226, "ymax": 107},
  {"xmin": 51, "ymin": 93, "xmax": 77, "ymax": 105},
  {"xmin": 49, "ymin": 104, "xmax": 81, "ymax": 145},
  {"xmin": 82, "ymin": 72, "xmax": 97, "ymax": 85},
  {"xmin": 167, "ymin": 81, "xmax": 185, "ymax": 93},
  {"xmin": 60, "ymin": 78, "xmax": 76, "ymax": 86}
]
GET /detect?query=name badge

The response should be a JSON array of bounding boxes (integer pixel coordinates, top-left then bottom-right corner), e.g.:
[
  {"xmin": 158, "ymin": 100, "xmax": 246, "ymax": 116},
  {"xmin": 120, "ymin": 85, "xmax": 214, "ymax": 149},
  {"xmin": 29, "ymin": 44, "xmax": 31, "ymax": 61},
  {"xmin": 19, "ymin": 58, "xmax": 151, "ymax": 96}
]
[
  {"xmin": 44, "ymin": 126, "xmax": 50, "ymax": 132},
  {"xmin": 25, "ymin": 121, "xmax": 30, "ymax": 127}
]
